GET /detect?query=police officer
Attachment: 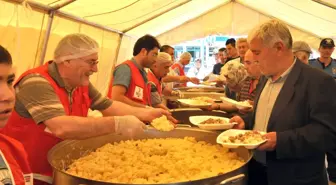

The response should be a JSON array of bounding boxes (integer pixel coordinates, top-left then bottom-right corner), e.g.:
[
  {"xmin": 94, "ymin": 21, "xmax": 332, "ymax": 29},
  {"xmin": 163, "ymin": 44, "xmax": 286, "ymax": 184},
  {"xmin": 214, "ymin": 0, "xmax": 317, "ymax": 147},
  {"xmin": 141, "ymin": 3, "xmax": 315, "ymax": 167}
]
[{"xmin": 309, "ymin": 38, "xmax": 336, "ymax": 78}]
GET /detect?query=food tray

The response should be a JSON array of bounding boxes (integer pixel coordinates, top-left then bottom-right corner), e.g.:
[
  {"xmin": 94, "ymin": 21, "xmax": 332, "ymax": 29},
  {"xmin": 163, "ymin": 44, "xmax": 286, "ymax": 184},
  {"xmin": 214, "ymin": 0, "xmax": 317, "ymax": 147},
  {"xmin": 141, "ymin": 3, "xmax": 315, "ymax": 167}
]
[
  {"xmin": 189, "ymin": 116, "xmax": 236, "ymax": 130},
  {"xmin": 220, "ymin": 97, "xmax": 252, "ymax": 109},
  {"xmin": 216, "ymin": 129, "xmax": 267, "ymax": 149},
  {"xmin": 177, "ymin": 99, "xmax": 212, "ymax": 108},
  {"xmin": 164, "ymin": 92, "xmax": 224, "ymax": 102}
]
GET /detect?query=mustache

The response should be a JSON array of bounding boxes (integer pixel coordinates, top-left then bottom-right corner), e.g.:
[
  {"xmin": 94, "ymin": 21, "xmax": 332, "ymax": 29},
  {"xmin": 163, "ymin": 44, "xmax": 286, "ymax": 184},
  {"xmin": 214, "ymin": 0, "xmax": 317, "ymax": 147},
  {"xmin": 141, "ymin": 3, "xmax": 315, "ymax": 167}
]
[
  {"xmin": 0, "ymin": 108, "xmax": 12, "ymax": 114},
  {"xmin": 85, "ymin": 71, "xmax": 94, "ymax": 76}
]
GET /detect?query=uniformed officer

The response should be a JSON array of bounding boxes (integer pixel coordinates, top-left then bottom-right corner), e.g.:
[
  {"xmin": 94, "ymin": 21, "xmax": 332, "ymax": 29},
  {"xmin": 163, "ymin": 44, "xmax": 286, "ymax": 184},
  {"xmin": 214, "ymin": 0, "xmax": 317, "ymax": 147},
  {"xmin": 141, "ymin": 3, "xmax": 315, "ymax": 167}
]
[{"xmin": 309, "ymin": 38, "xmax": 336, "ymax": 78}]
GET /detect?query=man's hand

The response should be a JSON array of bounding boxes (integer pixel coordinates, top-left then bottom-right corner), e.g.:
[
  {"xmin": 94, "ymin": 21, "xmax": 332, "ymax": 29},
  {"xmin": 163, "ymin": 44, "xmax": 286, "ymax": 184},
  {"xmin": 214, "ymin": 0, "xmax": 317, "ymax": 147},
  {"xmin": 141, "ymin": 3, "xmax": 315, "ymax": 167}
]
[
  {"xmin": 137, "ymin": 108, "xmax": 171, "ymax": 122},
  {"xmin": 329, "ymin": 180, "xmax": 336, "ymax": 185},
  {"xmin": 238, "ymin": 100, "xmax": 254, "ymax": 114},
  {"xmin": 215, "ymin": 81, "xmax": 225, "ymax": 87},
  {"xmin": 167, "ymin": 114, "xmax": 179, "ymax": 124},
  {"xmin": 257, "ymin": 132, "xmax": 277, "ymax": 151},
  {"xmin": 114, "ymin": 115, "xmax": 146, "ymax": 137},
  {"xmin": 229, "ymin": 116, "xmax": 245, "ymax": 129},
  {"xmin": 227, "ymin": 84, "xmax": 241, "ymax": 92},
  {"xmin": 201, "ymin": 103, "xmax": 219, "ymax": 111},
  {"xmin": 189, "ymin": 77, "xmax": 200, "ymax": 84}
]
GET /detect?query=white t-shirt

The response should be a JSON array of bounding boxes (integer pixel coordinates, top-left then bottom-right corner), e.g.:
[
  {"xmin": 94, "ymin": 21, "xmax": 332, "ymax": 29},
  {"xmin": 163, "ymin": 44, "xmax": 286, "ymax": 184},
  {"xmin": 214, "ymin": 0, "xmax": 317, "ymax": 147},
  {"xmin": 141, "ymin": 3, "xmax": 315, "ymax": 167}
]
[{"xmin": 165, "ymin": 68, "xmax": 177, "ymax": 89}]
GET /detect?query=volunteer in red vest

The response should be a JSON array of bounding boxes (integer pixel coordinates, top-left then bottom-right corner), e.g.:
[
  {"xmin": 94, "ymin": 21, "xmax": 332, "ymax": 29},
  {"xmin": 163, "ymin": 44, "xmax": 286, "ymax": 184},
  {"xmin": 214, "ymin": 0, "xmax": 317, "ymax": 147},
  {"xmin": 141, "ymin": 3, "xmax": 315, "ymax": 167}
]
[
  {"xmin": 2, "ymin": 34, "xmax": 170, "ymax": 185},
  {"xmin": 148, "ymin": 52, "xmax": 176, "ymax": 110},
  {"xmin": 0, "ymin": 45, "xmax": 32, "ymax": 185},
  {"xmin": 109, "ymin": 35, "xmax": 160, "ymax": 108},
  {"xmin": 160, "ymin": 45, "xmax": 190, "ymax": 88},
  {"xmin": 171, "ymin": 52, "xmax": 200, "ymax": 87}
]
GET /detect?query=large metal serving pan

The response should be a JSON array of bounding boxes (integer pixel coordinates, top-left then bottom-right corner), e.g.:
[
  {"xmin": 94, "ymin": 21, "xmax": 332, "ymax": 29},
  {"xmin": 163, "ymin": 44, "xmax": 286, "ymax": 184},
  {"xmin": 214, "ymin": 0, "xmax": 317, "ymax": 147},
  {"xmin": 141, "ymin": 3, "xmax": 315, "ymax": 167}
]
[{"xmin": 48, "ymin": 128, "xmax": 252, "ymax": 185}]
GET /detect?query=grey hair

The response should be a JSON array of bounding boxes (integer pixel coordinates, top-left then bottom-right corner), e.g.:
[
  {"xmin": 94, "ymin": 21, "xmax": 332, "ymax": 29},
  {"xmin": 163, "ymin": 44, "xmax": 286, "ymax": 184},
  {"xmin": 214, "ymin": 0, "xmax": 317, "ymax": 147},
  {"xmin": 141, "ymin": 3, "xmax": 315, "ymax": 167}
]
[
  {"xmin": 248, "ymin": 19, "xmax": 293, "ymax": 49},
  {"xmin": 179, "ymin": 52, "xmax": 192, "ymax": 60}
]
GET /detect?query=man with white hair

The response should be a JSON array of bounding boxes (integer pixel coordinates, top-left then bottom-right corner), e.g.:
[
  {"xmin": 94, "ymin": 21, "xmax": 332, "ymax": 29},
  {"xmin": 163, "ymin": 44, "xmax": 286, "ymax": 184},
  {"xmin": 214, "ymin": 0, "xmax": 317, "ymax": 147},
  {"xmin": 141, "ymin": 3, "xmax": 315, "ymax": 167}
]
[
  {"xmin": 160, "ymin": 45, "xmax": 190, "ymax": 89},
  {"xmin": 230, "ymin": 20, "xmax": 336, "ymax": 185},
  {"xmin": 148, "ymin": 52, "xmax": 175, "ymax": 110},
  {"xmin": 236, "ymin": 38, "xmax": 249, "ymax": 61},
  {"xmin": 2, "ymin": 33, "xmax": 170, "ymax": 185},
  {"xmin": 171, "ymin": 52, "xmax": 199, "ymax": 87}
]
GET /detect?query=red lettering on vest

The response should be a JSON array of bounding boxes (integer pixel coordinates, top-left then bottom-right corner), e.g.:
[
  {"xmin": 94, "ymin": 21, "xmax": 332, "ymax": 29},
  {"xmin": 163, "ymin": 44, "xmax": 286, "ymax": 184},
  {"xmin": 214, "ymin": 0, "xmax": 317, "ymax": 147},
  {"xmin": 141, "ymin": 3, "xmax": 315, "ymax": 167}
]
[{"xmin": 107, "ymin": 60, "xmax": 151, "ymax": 106}]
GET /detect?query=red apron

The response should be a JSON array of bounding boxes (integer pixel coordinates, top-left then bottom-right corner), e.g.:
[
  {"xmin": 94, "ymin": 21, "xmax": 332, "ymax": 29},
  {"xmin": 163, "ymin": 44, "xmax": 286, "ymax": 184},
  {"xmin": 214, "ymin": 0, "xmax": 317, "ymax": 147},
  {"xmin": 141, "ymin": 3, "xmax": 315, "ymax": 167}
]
[
  {"xmin": 171, "ymin": 63, "xmax": 187, "ymax": 87},
  {"xmin": 2, "ymin": 61, "xmax": 92, "ymax": 184},
  {"xmin": 147, "ymin": 70, "xmax": 162, "ymax": 96},
  {"xmin": 0, "ymin": 133, "xmax": 32, "ymax": 185},
  {"xmin": 107, "ymin": 60, "xmax": 151, "ymax": 106}
]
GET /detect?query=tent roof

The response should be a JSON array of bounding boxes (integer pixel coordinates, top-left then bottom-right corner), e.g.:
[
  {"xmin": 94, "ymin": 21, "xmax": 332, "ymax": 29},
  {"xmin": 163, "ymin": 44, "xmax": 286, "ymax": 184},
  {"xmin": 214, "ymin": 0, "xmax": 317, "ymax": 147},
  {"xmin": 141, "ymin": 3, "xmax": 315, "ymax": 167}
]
[
  {"xmin": 25, "ymin": 0, "xmax": 336, "ymax": 40},
  {"xmin": 25, "ymin": 0, "xmax": 335, "ymax": 39}
]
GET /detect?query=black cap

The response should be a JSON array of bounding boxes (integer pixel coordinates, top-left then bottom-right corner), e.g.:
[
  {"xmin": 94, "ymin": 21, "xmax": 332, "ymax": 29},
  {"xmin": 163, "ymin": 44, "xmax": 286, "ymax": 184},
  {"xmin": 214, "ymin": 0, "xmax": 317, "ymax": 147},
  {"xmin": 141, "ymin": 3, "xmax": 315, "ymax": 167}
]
[{"xmin": 320, "ymin": 38, "xmax": 335, "ymax": 48}]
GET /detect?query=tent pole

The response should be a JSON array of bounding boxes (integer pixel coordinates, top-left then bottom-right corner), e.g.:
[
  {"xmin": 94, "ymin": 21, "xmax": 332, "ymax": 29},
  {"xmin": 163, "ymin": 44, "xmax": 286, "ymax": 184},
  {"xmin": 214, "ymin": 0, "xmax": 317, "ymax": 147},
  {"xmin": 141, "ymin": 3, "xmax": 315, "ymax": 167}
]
[
  {"xmin": 4, "ymin": 0, "xmax": 51, "ymax": 12},
  {"xmin": 50, "ymin": 0, "xmax": 76, "ymax": 11},
  {"xmin": 312, "ymin": 0, "xmax": 336, "ymax": 10},
  {"xmin": 55, "ymin": 11, "xmax": 124, "ymax": 34},
  {"xmin": 111, "ymin": 33, "xmax": 123, "ymax": 73},
  {"xmin": 106, "ymin": 33, "xmax": 123, "ymax": 96},
  {"xmin": 39, "ymin": 11, "xmax": 55, "ymax": 66}
]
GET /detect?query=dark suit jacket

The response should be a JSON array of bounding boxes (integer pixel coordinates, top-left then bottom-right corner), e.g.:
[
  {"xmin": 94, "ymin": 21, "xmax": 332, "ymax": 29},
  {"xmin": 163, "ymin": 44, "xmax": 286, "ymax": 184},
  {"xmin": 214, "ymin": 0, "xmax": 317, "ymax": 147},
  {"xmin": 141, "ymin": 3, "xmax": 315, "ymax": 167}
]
[{"xmin": 243, "ymin": 61, "xmax": 336, "ymax": 185}]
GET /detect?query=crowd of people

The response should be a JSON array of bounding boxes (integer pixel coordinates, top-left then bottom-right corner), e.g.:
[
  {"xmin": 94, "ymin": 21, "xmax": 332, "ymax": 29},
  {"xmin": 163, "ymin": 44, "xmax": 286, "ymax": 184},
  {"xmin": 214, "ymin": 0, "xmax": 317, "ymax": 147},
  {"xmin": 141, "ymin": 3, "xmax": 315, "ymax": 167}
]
[{"xmin": 0, "ymin": 19, "xmax": 335, "ymax": 185}]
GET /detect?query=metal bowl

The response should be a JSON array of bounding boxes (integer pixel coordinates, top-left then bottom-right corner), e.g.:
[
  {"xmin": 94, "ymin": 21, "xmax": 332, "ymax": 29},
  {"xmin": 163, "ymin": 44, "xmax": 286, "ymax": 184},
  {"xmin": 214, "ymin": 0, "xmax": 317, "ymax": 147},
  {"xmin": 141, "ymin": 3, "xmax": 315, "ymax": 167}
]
[{"xmin": 48, "ymin": 128, "xmax": 252, "ymax": 185}]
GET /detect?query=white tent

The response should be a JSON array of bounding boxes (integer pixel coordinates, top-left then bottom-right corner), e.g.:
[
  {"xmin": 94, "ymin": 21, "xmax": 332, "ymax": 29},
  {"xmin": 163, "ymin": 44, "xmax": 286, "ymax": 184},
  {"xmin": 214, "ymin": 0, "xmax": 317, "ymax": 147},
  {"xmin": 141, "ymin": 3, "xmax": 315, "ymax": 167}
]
[{"xmin": 0, "ymin": 0, "xmax": 335, "ymax": 95}]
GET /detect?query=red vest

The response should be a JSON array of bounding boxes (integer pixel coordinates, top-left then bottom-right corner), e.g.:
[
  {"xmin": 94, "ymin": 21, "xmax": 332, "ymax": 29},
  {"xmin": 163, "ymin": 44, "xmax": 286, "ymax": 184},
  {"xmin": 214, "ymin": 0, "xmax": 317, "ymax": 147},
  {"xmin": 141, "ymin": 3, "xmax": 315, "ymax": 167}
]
[
  {"xmin": 171, "ymin": 63, "xmax": 187, "ymax": 87},
  {"xmin": 2, "ymin": 61, "xmax": 92, "ymax": 184},
  {"xmin": 0, "ymin": 134, "xmax": 32, "ymax": 185},
  {"xmin": 107, "ymin": 60, "xmax": 151, "ymax": 106},
  {"xmin": 147, "ymin": 70, "xmax": 162, "ymax": 96}
]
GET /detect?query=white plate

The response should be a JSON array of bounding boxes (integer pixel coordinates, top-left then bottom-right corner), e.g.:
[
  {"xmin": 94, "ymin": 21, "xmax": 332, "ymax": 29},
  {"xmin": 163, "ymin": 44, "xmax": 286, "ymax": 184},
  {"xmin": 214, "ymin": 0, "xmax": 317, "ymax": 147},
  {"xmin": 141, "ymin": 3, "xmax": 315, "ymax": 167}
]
[
  {"xmin": 200, "ymin": 81, "xmax": 216, "ymax": 86},
  {"xmin": 216, "ymin": 129, "xmax": 267, "ymax": 149},
  {"xmin": 177, "ymin": 99, "xmax": 212, "ymax": 108},
  {"xmin": 220, "ymin": 97, "xmax": 252, "ymax": 109},
  {"xmin": 189, "ymin": 116, "xmax": 236, "ymax": 130}
]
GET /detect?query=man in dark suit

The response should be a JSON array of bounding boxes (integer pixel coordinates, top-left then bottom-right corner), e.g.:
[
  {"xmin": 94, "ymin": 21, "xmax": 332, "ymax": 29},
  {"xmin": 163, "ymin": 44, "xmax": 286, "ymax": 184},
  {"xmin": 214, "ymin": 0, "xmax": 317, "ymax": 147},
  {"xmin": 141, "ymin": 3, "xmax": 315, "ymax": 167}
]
[{"xmin": 230, "ymin": 19, "xmax": 336, "ymax": 185}]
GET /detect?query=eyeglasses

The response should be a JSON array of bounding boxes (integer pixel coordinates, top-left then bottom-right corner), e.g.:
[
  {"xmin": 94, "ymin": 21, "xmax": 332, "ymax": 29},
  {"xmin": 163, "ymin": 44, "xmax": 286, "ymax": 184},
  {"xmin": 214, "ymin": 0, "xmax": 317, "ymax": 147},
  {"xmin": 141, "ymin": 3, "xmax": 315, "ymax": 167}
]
[{"xmin": 84, "ymin": 59, "xmax": 99, "ymax": 66}]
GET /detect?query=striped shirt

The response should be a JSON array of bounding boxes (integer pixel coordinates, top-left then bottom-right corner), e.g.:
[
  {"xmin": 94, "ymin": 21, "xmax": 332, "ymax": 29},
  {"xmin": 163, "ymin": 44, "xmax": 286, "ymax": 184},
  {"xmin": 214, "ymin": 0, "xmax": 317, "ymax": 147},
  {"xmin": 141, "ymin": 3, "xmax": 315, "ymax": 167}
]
[
  {"xmin": 14, "ymin": 62, "xmax": 112, "ymax": 124},
  {"xmin": 237, "ymin": 77, "xmax": 257, "ymax": 101},
  {"xmin": 150, "ymin": 82, "xmax": 163, "ymax": 106}
]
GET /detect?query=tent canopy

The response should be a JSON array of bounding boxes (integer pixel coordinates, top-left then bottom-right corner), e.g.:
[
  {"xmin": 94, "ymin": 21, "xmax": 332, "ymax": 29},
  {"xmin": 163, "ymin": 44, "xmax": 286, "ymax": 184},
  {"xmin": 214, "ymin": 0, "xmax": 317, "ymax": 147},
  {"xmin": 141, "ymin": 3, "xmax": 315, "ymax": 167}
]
[{"xmin": 0, "ymin": 0, "xmax": 335, "ymax": 95}]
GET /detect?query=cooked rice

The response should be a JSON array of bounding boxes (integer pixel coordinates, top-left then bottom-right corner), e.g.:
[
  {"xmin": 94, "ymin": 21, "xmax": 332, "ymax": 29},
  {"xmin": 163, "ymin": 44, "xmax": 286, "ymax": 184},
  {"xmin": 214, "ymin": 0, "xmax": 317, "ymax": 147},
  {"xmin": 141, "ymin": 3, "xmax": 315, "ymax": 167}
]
[{"xmin": 67, "ymin": 137, "xmax": 244, "ymax": 184}]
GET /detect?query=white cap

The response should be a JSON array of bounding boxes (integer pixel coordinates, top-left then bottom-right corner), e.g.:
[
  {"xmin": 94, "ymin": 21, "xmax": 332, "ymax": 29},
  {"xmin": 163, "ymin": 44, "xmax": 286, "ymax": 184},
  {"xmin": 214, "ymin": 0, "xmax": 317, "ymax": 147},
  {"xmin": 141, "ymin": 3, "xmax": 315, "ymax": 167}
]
[
  {"xmin": 220, "ymin": 58, "xmax": 248, "ymax": 87},
  {"xmin": 156, "ymin": 52, "xmax": 172, "ymax": 65},
  {"xmin": 54, "ymin": 33, "xmax": 99, "ymax": 62},
  {"xmin": 179, "ymin": 52, "xmax": 192, "ymax": 60}
]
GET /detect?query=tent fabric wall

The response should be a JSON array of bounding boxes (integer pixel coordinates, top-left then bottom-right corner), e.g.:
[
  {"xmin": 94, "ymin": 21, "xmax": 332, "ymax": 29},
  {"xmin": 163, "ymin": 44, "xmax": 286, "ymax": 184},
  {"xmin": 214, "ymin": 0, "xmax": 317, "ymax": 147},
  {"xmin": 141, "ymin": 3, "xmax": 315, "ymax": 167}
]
[
  {"xmin": 0, "ymin": 1, "xmax": 47, "ymax": 76},
  {"xmin": 0, "ymin": 1, "xmax": 121, "ymax": 95},
  {"xmin": 125, "ymin": 0, "xmax": 229, "ymax": 37},
  {"xmin": 238, "ymin": 0, "xmax": 336, "ymax": 39},
  {"xmin": 116, "ymin": 35, "xmax": 137, "ymax": 65},
  {"xmin": 157, "ymin": 2, "xmax": 323, "ymax": 53}
]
